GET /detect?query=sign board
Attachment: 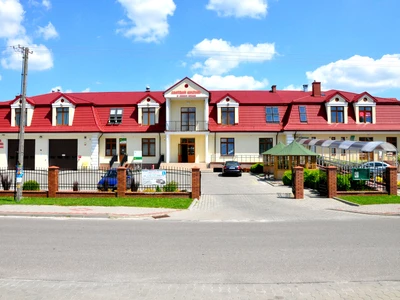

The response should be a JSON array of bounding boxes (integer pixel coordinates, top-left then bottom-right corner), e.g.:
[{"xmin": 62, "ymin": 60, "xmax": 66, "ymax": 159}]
[
  {"xmin": 352, "ymin": 168, "xmax": 370, "ymax": 181},
  {"xmin": 16, "ymin": 164, "xmax": 24, "ymax": 183},
  {"xmin": 133, "ymin": 150, "xmax": 142, "ymax": 162},
  {"xmin": 141, "ymin": 170, "xmax": 167, "ymax": 186}
]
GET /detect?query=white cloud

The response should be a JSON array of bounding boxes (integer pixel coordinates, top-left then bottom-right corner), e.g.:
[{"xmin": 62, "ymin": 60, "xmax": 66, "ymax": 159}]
[
  {"xmin": 1, "ymin": 37, "xmax": 53, "ymax": 70},
  {"xmin": 36, "ymin": 22, "xmax": 58, "ymax": 40},
  {"xmin": 283, "ymin": 84, "xmax": 309, "ymax": 91},
  {"xmin": 0, "ymin": 1, "xmax": 54, "ymax": 71},
  {"xmin": 191, "ymin": 74, "xmax": 269, "ymax": 90},
  {"xmin": 42, "ymin": 0, "xmax": 51, "ymax": 10},
  {"xmin": 82, "ymin": 88, "xmax": 90, "ymax": 92},
  {"xmin": 188, "ymin": 38, "xmax": 276, "ymax": 75},
  {"xmin": 206, "ymin": 0, "xmax": 267, "ymax": 19},
  {"xmin": 0, "ymin": 0, "xmax": 25, "ymax": 39},
  {"xmin": 306, "ymin": 54, "xmax": 400, "ymax": 92},
  {"xmin": 50, "ymin": 86, "xmax": 62, "ymax": 92},
  {"xmin": 116, "ymin": 0, "xmax": 176, "ymax": 43}
]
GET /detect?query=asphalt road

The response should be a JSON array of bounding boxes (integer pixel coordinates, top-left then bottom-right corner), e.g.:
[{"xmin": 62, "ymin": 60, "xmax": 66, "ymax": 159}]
[{"xmin": 1, "ymin": 218, "xmax": 399, "ymax": 299}]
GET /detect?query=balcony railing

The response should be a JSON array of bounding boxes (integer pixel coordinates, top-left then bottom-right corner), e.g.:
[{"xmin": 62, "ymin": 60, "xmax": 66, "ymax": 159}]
[{"xmin": 166, "ymin": 121, "xmax": 208, "ymax": 132}]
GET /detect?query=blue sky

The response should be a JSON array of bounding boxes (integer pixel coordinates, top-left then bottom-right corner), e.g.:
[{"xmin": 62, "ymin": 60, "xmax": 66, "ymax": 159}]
[{"xmin": 1, "ymin": 0, "xmax": 400, "ymax": 101}]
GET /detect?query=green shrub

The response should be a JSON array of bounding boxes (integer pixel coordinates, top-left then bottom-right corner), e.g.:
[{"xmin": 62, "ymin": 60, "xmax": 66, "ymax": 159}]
[
  {"xmin": 163, "ymin": 181, "xmax": 178, "ymax": 192},
  {"xmin": 282, "ymin": 170, "xmax": 292, "ymax": 186},
  {"xmin": 304, "ymin": 169, "xmax": 319, "ymax": 189},
  {"xmin": 155, "ymin": 185, "xmax": 162, "ymax": 192},
  {"xmin": 337, "ymin": 175, "xmax": 351, "ymax": 191},
  {"xmin": 250, "ymin": 163, "xmax": 264, "ymax": 174},
  {"xmin": 350, "ymin": 178, "xmax": 368, "ymax": 190},
  {"xmin": 23, "ymin": 180, "xmax": 40, "ymax": 191}
]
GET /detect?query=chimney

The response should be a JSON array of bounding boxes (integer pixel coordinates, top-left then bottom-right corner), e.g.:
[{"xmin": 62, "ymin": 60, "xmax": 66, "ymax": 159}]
[
  {"xmin": 271, "ymin": 85, "xmax": 277, "ymax": 93},
  {"xmin": 302, "ymin": 84, "xmax": 308, "ymax": 92},
  {"xmin": 312, "ymin": 81, "xmax": 321, "ymax": 97},
  {"xmin": 146, "ymin": 86, "xmax": 150, "ymax": 92}
]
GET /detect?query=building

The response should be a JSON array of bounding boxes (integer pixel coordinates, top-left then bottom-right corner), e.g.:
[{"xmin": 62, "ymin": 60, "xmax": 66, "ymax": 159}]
[{"xmin": 0, "ymin": 77, "xmax": 399, "ymax": 170}]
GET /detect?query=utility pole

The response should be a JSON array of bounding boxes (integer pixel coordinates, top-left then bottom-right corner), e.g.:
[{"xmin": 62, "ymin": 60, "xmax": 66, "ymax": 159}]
[{"xmin": 14, "ymin": 46, "xmax": 31, "ymax": 202}]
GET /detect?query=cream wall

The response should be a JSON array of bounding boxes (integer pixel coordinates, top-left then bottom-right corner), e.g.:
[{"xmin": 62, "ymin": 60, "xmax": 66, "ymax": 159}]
[
  {"xmin": 169, "ymin": 100, "xmax": 206, "ymax": 122},
  {"xmin": 212, "ymin": 133, "xmax": 275, "ymax": 162},
  {"xmin": 167, "ymin": 134, "xmax": 206, "ymax": 163},
  {"xmin": 98, "ymin": 134, "xmax": 161, "ymax": 166}
]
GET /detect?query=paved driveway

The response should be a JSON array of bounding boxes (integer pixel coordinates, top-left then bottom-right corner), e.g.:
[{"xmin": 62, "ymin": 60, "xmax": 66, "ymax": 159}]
[{"xmin": 168, "ymin": 172, "xmax": 379, "ymax": 222}]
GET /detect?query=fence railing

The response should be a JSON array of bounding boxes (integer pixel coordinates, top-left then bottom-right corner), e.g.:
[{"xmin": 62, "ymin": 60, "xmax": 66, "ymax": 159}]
[
  {"xmin": 166, "ymin": 121, "xmax": 208, "ymax": 131},
  {"xmin": 0, "ymin": 167, "xmax": 192, "ymax": 192}
]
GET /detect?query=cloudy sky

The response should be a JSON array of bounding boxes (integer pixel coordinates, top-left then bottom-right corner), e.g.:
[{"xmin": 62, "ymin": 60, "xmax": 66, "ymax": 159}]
[{"xmin": 0, "ymin": 0, "xmax": 400, "ymax": 100}]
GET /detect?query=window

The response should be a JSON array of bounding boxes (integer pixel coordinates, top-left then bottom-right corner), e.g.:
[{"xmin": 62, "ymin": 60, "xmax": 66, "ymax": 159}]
[
  {"xmin": 359, "ymin": 137, "xmax": 373, "ymax": 142},
  {"xmin": 266, "ymin": 107, "xmax": 280, "ymax": 123},
  {"xmin": 56, "ymin": 107, "xmax": 69, "ymax": 125},
  {"xmin": 259, "ymin": 138, "xmax": 273, "ymax": 154},
  {"xmin": 181, "ymin": 107, "xmax": 196, "ymax": 131},
  {"xmin": 221, "ymin": 138, "xmax": 235, "ymax": 156},
  {"xmin": 142, "ymin": 138, "xmax": 155, "ymax": 156},
  {"xmin": 330, "ymin": 137, "xmax": 336, "ymax": 156},
  {"xmin": 109, "ymin": 108, "xmax": 123, "ymax": 124},
  {"xmin": 299, "ymin": 106, "xmax": 307, "ymax": 122},
  {"xmin": 15, "ymin": 108, "xmax": 27, "ymax": 126},
  {"xmin": 386, "ymin": 137, "xmax": 397, "ymax": 149},
  {"xmin": 331, "ymin": 106, "xmax": 344, "ymax": 123},
  {"xmin": 221, "ymin": 107, "xmax": 235, "ymax": 125},
  {"xmin": 105, "ymin": 139, "xmax": 116, "ymax": 156},
  {"xmin": 359, "ymin": 106, "xmax": 372, "ymax": 123},
  {"xmin": 142, "ymin": 108, "xmax": 155, "ymax": 125}
]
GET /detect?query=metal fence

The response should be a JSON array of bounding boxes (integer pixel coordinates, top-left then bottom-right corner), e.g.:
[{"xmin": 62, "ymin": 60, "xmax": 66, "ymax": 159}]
[
  {"xmin": 210, "ymin": 154, "xmax": 263, "ymax": 163},
  {"xmin": 58, "ymin": 168, "xmax": 108, "ymax": 191},
  {"xmin": 0, "ymin": 168, "xmax": 48, "ymax": 191}
]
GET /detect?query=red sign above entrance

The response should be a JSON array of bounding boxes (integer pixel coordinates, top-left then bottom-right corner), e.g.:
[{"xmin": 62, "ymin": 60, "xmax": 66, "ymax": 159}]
[{"xmin": 171, "ymin": 90, "xmax": 201, "ymax": 96}]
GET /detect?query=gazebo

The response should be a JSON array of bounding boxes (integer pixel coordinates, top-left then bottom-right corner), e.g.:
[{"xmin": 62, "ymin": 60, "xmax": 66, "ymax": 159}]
[
  {"xmin": 272, "ymin": 140, "xmax": 318, "ymax": 180},
  {"xmin": 262, "ymin": 142, "xmax": 286, "ymax": 175}
]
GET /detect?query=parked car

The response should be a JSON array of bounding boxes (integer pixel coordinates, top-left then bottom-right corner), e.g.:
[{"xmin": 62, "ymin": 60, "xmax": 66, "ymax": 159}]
[
  {"xmin": 359, "ymin": 161, "xmax": 390, "ymax": 177},
  {"xmin": 222, "ymin": 161, "xmax": 242, "ymax": 177},
  {"xmin": 97, "ymin": 168, "xmax": 133, "ymax": 191}
]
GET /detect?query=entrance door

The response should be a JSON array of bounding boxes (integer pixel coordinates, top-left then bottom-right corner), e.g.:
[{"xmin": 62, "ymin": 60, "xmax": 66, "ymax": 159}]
[
  {"xmin": 178, "ymin": 138, "xmax": 195, "ymax": 163},
  {"xmin": 49, "ymin": 139, "xmax": 78, "ymax": 170},
  {"xmin": 119, "ymin": 138, "xmax": 127, "ymax": 163},
  {"xmin": 8, "ymin": 139, "xmax": 35, "ymax": 170}
]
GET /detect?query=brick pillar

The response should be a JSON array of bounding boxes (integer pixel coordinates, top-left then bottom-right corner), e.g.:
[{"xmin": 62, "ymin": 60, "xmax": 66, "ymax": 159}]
[
  {"xmin": 48, "ymin": 166, "xmax": 59, "ymax": 198},
  {"xmin": 386, "ymin": 166, "xmax": 397, "ymax": 195},
  {"xmin": 117, "ymin": 167, "xmax": 126, "ymax": 197},
  {"xmin": 191, "ymin": 167, "xmax": 201, "ymax": 200},
  {"xmin": 293, "ymin": 166, "xmax": 304, "ymax": 199},
  {"xmin": 326, "ymin": 166, "xmax": 337, "ymax": 198}
]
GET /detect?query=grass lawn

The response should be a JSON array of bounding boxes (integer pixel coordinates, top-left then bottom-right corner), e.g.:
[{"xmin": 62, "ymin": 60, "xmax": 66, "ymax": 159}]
[
  {"xmin": 0, "ymin": 197, "xmax": 193, "ymax": 209},
  {"xmin": 339, "ymin": 195, "xmax": 400, "ymax": 205}
]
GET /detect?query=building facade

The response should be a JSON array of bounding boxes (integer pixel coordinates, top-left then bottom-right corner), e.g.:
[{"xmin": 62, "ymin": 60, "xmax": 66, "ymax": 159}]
[{"xmin": 0, "ymin": 77, "xmax": 399, "ymax": 170}]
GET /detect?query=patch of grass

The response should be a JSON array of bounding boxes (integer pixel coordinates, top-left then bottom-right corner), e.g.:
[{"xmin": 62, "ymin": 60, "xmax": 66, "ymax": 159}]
[
  {"xmin": 339, "ymin": 195, "xmax": 400, "ymax": 205},
  {"xmin": 0, "ymin": 197, "xmax": 192, "ymax": 209}
]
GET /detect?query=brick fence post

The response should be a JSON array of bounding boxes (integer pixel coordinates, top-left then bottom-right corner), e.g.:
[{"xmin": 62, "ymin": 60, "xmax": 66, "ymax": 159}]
[
  {"xmin": 386, "ymin": 166, "xmax": 397, "ymax": 195},
  {"xmin": 48, "ymin": 166, "xmax": 59, "ymax": 198},
  {"xmin": 191, "ymin": 167, "xmax": 201, "ymax": 200},
  {"xmin": 326, "ymin": 166, "xmax": 337, "ymax": 198},
  {"xmin": 117, "ymin": 167, "xmax": 126, "ymax": 197},
  {"xmin": 293, "ymin": 166, "xmax": 304, "ymax": 199}
]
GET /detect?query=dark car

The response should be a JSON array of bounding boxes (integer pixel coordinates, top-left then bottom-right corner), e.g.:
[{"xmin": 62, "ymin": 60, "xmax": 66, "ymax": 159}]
[
  {"xmin": 97, "ymin": 168, "xmax": 133, "ymax": 191},
  {"xmin": 222, "ymin": 161, "xmax": 242, "ymax": 177}
]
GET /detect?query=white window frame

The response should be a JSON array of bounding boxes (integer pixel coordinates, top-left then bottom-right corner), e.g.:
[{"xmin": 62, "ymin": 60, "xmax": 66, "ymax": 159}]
[
  {"xmin": 137, "ymin": 97, "xmax": 160, "ymax": 125},
  {"xmin": 325, "ymin": 95, "xmax": 348, "ymax": 124},
  {"xmin": 51, "ymin": 97, "xmax": 75, "ymax": 126},
  {"xmin": 217, "ymin": 97, "xmax": 239, "ymax": 124},
  {"xmin": 353, "ymin": 95, "xmax": 376, "ymax": 124}
]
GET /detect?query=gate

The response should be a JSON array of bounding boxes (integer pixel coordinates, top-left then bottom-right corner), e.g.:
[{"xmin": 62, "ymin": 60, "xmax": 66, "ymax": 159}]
[{"xmin": 318, "ymin": 167, "xmax": 327, "ymax": 196}]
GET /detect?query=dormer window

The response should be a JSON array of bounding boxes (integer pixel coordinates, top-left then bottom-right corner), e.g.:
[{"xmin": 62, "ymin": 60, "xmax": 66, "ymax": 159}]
[
  {"xmin": 56, "ymin": 107, "xmax": 69, "ymax": 125},
  {"xmin": 15, "ymin": 108, "xmax": 27, "ymax": 126},
  {"xmin": 142, "ymin": 108, "xmax": 155, "ymax": 125},
  {"xmin": 52, "ymin": 97, "xmax": 75, "ymax": 126},
  {"xmin": 217, "ymin": 97, "xmax": 239, "ymax": 125},
  {"xmin": 353, "ymin": 94, "xmax": 376, "ymax": 124},
  {"xmin": 325, "ymin": 94, "xmax": 348, "ymax": 124},
  {"xmin": 359, "ymin": 106, "xmax": 372, "ymax": 123},
  {"xmin": 266, "ymin": 107, "xmax": 280, "ymax": 123},
  {"xmin": 331, "ymin": 106, "xmax": 344, "ymax": 123},
  {"xmin": 138, "ymin": 97, "xmax": 160, "ymax": 125},
  {"xmin": 108, "ymin": 108, "xmax": 123, "ymax": 124}
]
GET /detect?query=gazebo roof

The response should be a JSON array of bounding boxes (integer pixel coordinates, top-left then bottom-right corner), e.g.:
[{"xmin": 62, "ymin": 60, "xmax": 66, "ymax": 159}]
[
  {"xmin": 262, "ymin": 142, "xmax": 286, "ymax": 155},
  {"xmin": 273, "ymin": 140, "xmax": 318, "ymax": 156},
  {"xmin": 296, "ymin": 138, "xmax": 397, "ymax": 152}
]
